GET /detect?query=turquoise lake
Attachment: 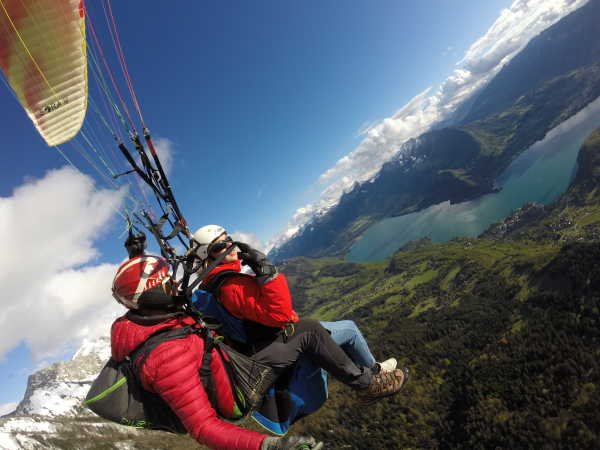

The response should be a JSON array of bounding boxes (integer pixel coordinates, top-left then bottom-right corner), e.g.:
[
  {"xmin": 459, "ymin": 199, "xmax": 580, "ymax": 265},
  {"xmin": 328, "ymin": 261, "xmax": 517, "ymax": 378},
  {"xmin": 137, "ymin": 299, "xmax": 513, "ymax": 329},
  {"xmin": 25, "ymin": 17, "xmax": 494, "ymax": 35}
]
[{"xmin": 347, "ymin": 96, "xmax": 600, "ymax": 262}]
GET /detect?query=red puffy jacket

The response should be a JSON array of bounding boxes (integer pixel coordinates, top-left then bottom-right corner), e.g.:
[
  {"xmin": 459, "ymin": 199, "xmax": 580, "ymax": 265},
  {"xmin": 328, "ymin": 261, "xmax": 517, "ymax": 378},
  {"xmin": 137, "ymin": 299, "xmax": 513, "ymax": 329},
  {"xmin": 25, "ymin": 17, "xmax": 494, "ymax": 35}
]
[
  {"xmin": 205, "ymin": 260, "xmax": 299, "ymax": 328},
  {"xmin": 111, "ymin": 313, "xmax": 266, "ymax": 450}
]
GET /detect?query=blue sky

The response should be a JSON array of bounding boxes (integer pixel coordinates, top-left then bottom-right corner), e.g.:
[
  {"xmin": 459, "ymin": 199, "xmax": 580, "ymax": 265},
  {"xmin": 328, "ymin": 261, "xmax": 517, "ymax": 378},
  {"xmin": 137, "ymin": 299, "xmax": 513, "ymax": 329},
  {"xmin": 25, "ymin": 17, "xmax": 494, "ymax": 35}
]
[
  {"xmin": 0, "ymin": 0, "xmax": 586, "ymax": 413},
  {"xmin": 1, "ymin": 1, "xmax": 512, "ymax": 238}
]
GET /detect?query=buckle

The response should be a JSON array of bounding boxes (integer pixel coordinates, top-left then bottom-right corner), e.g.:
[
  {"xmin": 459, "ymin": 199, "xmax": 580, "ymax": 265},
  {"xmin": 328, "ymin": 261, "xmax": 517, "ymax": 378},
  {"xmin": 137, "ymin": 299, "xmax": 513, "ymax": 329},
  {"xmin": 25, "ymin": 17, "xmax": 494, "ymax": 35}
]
[{"xmin": 283, "ymin": 322, "xmax": 295, "ymax": 338}]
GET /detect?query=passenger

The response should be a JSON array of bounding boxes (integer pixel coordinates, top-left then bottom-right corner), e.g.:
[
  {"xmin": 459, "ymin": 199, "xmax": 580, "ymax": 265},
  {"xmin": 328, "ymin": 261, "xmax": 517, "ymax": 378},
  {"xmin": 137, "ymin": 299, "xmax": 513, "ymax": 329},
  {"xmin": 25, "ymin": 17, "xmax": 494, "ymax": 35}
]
[{"xmin": 191, "ymin": 225, "xmax": 410, "ymax": 404}]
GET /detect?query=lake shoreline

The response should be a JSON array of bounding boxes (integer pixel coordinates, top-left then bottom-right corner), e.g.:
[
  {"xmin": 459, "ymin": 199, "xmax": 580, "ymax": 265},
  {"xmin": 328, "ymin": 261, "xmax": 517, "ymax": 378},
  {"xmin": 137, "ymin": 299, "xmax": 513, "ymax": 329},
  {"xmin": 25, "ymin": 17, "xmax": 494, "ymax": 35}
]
[{"xmin": 348, "ymin": 95, "xmax": 600, "ymax": 262}]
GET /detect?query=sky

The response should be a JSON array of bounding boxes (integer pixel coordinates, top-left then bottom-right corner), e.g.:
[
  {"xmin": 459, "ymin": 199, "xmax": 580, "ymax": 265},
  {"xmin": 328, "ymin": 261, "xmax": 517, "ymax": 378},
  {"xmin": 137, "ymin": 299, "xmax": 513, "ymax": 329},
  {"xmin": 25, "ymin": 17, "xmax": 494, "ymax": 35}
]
[{"xmin": 0, "ymin": 0, "xmax": 588, "ymax": 414}]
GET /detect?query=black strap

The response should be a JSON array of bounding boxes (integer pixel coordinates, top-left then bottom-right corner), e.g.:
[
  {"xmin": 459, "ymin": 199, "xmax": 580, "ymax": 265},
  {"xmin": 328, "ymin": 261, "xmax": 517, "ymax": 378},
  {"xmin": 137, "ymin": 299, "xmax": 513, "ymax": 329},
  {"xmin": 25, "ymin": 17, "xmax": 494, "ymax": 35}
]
[
  {"xmin": 127, "ymin": 325, "xmax": 226, "ymax": 413},
  {"xmin": 125, "ymin": 310, "xmax": 186, "ymax": 326},
  {"xmin": 203, "ymin": 270, "xmax": 252, "ymax": 301},
  {"xmin": 127, "ymin": 323, "xmax": 251, "ymax": 418},
  {"xmin": 205, "ymin": 271, "xmax": 283, "ymax": 349},
  {"xmin": 127, "ymin": 325, "xmax": 219, "ymax": 405},
  {"xmin": 199, "ymin": 328, "xmax": 220, "ymax": 410},
  {"xmin": 130, "ymin": 327, "xmax": 194, "ymax": 374},
  {"xmin": 185, "ymin": 244, "xmax": 240, "ymax": 296}
]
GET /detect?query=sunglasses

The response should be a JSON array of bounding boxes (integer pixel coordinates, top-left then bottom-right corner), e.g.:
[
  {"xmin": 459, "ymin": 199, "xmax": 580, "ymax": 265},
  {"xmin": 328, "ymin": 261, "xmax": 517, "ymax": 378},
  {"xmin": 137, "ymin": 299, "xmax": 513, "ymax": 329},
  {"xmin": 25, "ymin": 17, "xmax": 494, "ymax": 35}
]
[{"xmin": 208, "ymin": 236, "xmax": 233, "ymax": 254}]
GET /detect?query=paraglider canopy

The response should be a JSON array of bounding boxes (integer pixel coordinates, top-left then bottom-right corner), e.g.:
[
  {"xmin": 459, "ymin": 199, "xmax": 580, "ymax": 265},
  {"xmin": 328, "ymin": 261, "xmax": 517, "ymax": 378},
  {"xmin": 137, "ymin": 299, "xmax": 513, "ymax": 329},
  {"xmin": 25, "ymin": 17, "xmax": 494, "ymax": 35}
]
[{"xmin": 0, "ymin": 0, "xmax": 88, "ymax": 146}]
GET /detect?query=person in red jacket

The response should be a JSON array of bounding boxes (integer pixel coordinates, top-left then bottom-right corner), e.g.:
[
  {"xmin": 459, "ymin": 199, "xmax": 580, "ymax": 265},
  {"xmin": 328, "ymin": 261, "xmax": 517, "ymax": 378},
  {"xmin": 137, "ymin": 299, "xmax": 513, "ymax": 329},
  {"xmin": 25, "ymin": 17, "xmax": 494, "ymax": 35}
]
[
  {"xmin": 192, "ymin": 225, "xmax": 409, "ymax": 402},
  {"xmin": 110, "ymin": 253, "xmax": 323, "ymax": 450}
]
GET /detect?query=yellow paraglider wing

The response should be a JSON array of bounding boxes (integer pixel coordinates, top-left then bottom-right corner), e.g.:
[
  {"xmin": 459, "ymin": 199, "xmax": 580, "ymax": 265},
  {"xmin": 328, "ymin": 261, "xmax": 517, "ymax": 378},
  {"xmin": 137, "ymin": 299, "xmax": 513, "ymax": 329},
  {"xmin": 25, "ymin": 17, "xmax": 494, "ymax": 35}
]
[{"xmin": 0, "ymin": 0, "xmax": 87, "ymax": 146}]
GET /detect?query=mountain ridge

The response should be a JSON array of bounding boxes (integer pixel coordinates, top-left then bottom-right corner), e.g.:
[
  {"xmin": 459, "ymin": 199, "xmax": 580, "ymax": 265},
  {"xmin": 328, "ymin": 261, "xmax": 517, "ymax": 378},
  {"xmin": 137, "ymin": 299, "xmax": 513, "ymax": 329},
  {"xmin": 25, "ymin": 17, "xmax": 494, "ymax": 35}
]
[{"xmin": 270, "ymin": 0, "xmax": 600, "ymax": 261}]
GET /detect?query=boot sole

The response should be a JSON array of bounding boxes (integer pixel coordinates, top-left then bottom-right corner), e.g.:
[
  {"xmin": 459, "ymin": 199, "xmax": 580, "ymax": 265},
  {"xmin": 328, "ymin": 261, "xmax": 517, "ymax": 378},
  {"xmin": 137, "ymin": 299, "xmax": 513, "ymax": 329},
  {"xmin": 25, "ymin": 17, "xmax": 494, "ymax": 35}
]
[{"xmin": 360, "ymin": 366, "xmax": 410, "ymax": 404}]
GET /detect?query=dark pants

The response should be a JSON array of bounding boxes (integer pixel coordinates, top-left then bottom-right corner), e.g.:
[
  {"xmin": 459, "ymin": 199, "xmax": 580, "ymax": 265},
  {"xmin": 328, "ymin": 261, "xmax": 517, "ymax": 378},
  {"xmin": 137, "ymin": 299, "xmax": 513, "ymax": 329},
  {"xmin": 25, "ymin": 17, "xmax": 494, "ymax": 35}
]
[{"xmin": 251, "ymin": 319, "xmax": 372, "ymax": 390}]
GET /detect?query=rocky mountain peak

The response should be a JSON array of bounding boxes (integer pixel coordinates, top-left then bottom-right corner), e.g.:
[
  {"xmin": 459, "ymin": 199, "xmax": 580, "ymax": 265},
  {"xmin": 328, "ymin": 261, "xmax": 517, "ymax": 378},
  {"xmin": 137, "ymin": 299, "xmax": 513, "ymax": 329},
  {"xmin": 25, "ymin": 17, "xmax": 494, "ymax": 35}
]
[
  {"xmin": 0, "ymin": 335, "xmax": 199, "ymax": 449},
  {"xmin": 9, "ymin": 336, "xmax": 110, "ymax": 419}
]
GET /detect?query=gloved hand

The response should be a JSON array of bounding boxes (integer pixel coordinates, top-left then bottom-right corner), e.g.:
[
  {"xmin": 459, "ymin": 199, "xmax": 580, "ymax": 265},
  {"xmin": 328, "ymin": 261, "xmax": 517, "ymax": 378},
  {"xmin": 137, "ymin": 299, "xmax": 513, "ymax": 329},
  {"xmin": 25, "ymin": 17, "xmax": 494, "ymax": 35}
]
[
  {"xmin": 236, "ymin": 242, "xmax": 278, "ymax": 284},
  {"xmin": 261, "ymin": 435, "xmax": 324, "ymax": 450},
  {"xmin": 124, "ymin": 232, "xmax": 146, "ymax": 258}
]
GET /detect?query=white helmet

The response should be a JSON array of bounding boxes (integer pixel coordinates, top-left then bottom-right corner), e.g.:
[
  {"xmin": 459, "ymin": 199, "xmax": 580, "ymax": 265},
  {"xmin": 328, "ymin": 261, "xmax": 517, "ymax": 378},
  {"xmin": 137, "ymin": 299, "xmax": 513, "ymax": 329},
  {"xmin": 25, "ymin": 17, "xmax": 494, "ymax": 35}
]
[{"xmin": 192, "ymin": 224, "xmax": 226, "ymax": 259}]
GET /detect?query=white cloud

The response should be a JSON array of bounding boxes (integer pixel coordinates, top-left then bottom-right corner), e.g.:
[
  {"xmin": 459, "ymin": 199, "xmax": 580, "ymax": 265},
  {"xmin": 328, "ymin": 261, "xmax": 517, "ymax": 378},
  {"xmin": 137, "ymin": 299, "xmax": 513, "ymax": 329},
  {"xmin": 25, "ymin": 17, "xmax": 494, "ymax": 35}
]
[
  {"xmin": 0, "ymin": 167, "xmax": 125, "ymax": 361},
  {"xmin": 230, "ymin": 231, "xmax": 267, "ymax": 253},
  {"xmin": 271, "ymin": 0, "xmax": 588, "ymax": 250},
  {"xmin": 151, "ymin": 136, "xmax": 174, "ymax": 176},
  {"xmin": 0, "ymin": 402, "xmax": 17, "ymax": 416}
]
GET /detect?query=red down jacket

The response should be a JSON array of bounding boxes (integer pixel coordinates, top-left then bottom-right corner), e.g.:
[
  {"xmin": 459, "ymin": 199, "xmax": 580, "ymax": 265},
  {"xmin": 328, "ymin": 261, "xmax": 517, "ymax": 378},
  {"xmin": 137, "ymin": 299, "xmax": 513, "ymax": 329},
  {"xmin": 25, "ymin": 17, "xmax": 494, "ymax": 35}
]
[
  {"xmin": 111, "ymin": 313, "xmax": 266, "ymax": 450},
  {"xmin": 205, "ymin": 260, "xmax": 299, "ymax": 328}
]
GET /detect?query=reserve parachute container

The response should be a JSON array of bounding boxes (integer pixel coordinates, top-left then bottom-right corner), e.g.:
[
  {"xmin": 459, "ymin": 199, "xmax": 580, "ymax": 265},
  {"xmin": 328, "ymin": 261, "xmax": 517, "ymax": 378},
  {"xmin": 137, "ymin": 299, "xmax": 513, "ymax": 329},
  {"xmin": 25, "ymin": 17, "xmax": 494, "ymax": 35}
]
[{"xmin": 0, "ymin": 0, "xmax": 87, "ymax": 146}]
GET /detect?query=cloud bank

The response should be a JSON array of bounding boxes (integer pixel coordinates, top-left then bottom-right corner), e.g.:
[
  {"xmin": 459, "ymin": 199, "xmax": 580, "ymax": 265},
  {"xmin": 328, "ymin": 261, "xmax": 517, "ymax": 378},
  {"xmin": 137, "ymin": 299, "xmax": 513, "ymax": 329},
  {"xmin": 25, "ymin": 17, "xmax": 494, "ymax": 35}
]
[
  {"xmin": 270, "ymin": 0, "xmax": 588, "ymax": 250},
  {"xmin": 230, "ymin": 230, "xmax": 267, "ymax": 253},
  {"xmin": 0, "ymin": 167, "xmax": 125, "ymax": 362}
]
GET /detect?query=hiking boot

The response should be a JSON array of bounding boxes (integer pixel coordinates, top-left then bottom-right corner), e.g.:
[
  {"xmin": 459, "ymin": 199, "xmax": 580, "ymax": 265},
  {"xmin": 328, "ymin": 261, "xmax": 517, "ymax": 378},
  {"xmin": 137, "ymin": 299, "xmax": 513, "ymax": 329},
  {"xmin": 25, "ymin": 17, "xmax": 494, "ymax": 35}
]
[
  {"xmin": 374, "ymin": 357, "xmax": 397, "ymax": 373},
  {"xmin": 359, "ymin": 367, "xmax": 409, "ymax": 404}
]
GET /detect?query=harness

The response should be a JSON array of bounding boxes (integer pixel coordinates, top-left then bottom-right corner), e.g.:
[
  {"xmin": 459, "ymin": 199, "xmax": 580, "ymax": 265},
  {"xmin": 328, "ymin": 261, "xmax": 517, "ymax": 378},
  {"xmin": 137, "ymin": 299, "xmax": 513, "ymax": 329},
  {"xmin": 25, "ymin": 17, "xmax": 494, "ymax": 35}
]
[
  {"xmin": 84, "ymin": 322, "xmax": 276, "ymax": 430},
  {"xmin": 194, "ymin": 270, "xmax": 287, "ymax": 349}
]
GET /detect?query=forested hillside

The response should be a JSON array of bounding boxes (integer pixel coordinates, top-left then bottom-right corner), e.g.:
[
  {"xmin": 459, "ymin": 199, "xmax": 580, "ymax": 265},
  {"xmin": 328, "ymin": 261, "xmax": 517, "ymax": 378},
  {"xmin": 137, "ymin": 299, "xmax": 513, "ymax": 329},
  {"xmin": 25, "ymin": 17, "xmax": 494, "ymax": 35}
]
[{"xmin": 275, "ymin": 126, "xmax": 600, "ymax": 448}]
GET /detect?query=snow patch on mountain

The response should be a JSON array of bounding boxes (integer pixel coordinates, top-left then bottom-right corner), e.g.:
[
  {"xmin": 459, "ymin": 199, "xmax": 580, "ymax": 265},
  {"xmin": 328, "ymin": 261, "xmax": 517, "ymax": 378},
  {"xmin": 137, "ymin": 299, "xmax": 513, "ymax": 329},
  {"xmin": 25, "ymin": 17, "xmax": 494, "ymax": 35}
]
[
  {"xmin": 19, "ymin": 381, "xmax": 92, "ymax": 417},
  {"xmin": 267, "ymin": 198, "xmax": 339, "ymax": 252},
  {"xmin": 0, "ymin": 418, "xmax": 56, "ymax": 450},
  {"xmin": 0, "ymin": 418, "xmax": 55, "ymax": 450}
]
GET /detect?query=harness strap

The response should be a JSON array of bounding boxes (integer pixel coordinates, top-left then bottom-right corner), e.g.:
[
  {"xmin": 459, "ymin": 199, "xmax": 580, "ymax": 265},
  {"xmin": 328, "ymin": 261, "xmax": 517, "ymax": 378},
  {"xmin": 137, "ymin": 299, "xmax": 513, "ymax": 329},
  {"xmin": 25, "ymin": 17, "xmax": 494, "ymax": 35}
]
[
  {"xmin": 199, "ymin": 328, "xmax": 221, "ymax": 411},
  {"xmin": 204, "ymin": 270, "xmax": 247, "ymax": 302},
  {"xmin": 130, "ymin": 326, "xmax": 194, "ymax": 375},
  {"xmin": 205, "ymin": 271, "xmax": 288, "ymax": 349},
  {"xmin": 127, "ymin": 325, "xmax": 223, "ymax": 413},
  {"xmin": 126, "ymin": 321, "xmax": 266, "ymax": 421}
]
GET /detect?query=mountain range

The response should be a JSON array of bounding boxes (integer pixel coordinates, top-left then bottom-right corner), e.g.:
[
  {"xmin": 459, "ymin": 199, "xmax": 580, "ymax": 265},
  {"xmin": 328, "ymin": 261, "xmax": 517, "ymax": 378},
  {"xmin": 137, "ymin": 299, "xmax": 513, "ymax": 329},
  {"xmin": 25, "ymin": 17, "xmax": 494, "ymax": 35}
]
[{"xmin": 269, "ymin": 0, "xmax": 600, "ymax": 261}]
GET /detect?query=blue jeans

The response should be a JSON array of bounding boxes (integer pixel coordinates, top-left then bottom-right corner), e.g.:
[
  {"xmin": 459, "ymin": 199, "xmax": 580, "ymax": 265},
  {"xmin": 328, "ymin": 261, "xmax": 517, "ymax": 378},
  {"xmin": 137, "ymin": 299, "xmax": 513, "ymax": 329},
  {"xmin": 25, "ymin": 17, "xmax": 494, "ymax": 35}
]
[{"xmin": 321, "ymin": 320, "xmax": 376, "ymax": 368}]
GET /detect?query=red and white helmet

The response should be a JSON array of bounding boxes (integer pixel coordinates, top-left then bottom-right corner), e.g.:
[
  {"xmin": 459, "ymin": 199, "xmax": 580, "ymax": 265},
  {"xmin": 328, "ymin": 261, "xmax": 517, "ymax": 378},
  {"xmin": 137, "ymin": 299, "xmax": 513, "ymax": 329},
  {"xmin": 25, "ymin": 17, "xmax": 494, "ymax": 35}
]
[{"xmin": 112, "ymin": 255, "xmax": 171, "ymax": 309}]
